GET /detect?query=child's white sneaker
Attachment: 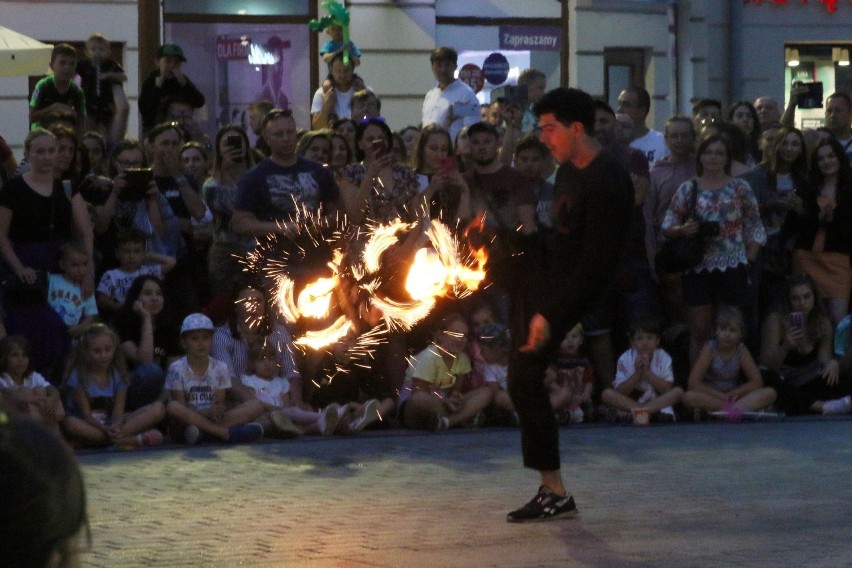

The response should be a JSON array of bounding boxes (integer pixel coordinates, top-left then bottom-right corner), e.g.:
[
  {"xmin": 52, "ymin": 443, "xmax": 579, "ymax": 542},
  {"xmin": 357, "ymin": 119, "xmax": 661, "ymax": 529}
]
[
  {"xmin": 822, "ymin": 395, "xmax": 852, "ymax": 415},
  {"xmin": 318, "ymin": 404, "xmax": 340, "ymax": 436}
]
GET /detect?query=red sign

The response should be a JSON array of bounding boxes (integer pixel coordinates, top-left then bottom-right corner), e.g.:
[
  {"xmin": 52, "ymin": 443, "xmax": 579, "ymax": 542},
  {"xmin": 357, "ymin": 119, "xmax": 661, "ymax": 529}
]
[
  {"xmin": 743, "ymin": 0, "xmax": 844, "ymax": 12},
  {"xmin": 216, "ymin": 37, "xmax": 251, "ymax": 61},
  {"xmin": 458, "ymin": 63, "xmax": 485, "ymax": 93}
]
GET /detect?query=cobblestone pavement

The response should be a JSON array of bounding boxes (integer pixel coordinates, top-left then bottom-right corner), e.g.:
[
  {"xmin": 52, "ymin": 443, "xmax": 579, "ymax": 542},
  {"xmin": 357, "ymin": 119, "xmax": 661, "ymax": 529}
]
[{"xmin": 78, "ymin": 418, "xmax": 852, "ymax": 567}]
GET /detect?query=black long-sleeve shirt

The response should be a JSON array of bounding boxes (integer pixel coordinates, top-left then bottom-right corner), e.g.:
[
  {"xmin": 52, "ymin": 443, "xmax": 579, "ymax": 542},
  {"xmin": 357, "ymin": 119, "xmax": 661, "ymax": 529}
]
[{"xmin": 138, "ymin": 70, "xmax": 206, "ymax": 132}]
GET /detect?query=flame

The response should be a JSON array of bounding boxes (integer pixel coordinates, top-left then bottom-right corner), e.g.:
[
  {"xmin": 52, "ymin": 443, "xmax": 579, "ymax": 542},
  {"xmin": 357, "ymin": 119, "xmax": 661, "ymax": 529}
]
[
  {"xmin": 294, "ymin": 316, "xmax": 353, "ymax": 350},
  {"xmin": 296, "ymin": 275, "xmax": 338, "ymax": 318}
]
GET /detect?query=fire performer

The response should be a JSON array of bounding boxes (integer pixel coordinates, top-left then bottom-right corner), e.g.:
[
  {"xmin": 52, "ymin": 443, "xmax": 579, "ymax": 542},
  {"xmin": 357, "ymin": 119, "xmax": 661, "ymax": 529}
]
[{"xmin": 505, "ymin": 88, "xmax": 633, "ymax": 522}]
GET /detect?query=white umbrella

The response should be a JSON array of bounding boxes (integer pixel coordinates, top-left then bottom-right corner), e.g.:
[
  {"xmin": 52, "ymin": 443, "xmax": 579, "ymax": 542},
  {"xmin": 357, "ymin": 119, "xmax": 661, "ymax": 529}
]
[{"xmin": 0, "ymin": 25, "xmax": 52, "ymax": 77}]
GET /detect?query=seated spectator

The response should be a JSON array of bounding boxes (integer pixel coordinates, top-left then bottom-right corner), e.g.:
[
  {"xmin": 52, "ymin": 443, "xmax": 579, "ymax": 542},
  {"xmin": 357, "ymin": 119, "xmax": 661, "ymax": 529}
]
[
  {"xmin": 29, "ymin": 43, "xmax": 86, "ymax": 131},
  {"xmin": 545, "ymin": 324, "xmax": 595, "ymax": 424},
  {"xmin": 682, "ymin": 307, "xmax": 776, "ymax": 417},
  {"xmin": 96, "ymin": 228, "xmax": 175, "ymax": 321},
  {"xmin": 48, "ymin": 241, "xmax": 99, "ymax": 339},
  {"xmin": 760, "ymin": 273, "xmax": 851, "ymax": 415},
  {"xmin": 114, "ymin": 275, "xmax": 179, "ymax": 410},
  {"xmin": 164, "ymin": 313, "xmax": 265, "ymax": 444},
  {"xmin": 790, "ymin": 138, "xmax": 852, "ymax": 328},
  {"xmin": 138, "ymin": 43, "xmax": 205, "ymax": 134},
  {"xmin": 600, "ymin": 320, "xmax": 681, "ymax": 422},
  {"xmin": 78, "ymin": 32, "xmax": 129, "ymax": 144},
  {"xmin": 0, "ymin": 413, "xmax": 89, "ymax": 568},
  {"xmin": 398, "ymin": 313, "xmax": 493, "ymax": 430},
  {"xmin": 0, "ymin": 335, "xmax": 66, "ymax": 437},
  {"xmin": 61, "ymin": 324, "xmax": 165, "ymax": 448}
]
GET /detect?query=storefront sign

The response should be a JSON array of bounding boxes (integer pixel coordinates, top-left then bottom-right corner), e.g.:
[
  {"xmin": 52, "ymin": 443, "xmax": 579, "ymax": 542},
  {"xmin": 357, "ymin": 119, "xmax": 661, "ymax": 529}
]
[
  {"xmin": 482, "ymin": 52, "xmax": 510, "ymax": 86},
  {"xmin": 743, "ymin": 0, "xmax": 847, "ymax": 13},
  {"xmin": 216, "ymin": 36, "xmax": 251, "ymax": 60},
  {"xmin": 499, "ymin": 25, "xmax": 561, "ymax": 52},
  {"xmin": 458, "ymin": 63, "xmax": 485, "ymax": 93}
]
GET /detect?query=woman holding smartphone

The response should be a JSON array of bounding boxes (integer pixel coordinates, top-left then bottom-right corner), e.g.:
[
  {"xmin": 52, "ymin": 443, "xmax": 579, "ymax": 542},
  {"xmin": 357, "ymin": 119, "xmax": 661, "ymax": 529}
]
[
  {"xmin": 661, "ymin": 133, "xmax": 767, "ymax": 362},
  {"xmin": 411, "ymin": 123, "xmax": 471, "ymax": 223},
  {"xmin": 760, "ymin": 273, "xmax": 851, "ymax": 415},
  {"xmin": 203, "ymin": 125, "xmax": 255, "ymax": 298},
  {"xmin": 337, "ymin": 117, "xmax": 420, "ymax": 224}
]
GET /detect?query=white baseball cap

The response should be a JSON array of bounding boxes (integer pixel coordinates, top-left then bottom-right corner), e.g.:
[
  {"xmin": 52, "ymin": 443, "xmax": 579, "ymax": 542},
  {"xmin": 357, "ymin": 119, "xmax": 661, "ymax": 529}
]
[{"xmin": 181, "ymin": 313, "xmax": 214, "ymax": 335}]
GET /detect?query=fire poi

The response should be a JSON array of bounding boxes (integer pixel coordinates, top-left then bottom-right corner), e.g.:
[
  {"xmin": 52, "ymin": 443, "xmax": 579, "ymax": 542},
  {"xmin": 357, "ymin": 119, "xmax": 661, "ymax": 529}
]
[{"xmin": 241, "ymin": 206, "xmax": 488, "ymax": 360}]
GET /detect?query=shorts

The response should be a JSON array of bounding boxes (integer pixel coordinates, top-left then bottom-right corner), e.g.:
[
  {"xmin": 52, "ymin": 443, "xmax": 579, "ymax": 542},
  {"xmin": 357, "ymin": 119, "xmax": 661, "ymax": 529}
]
[{"xmin": 682, "ymin": 265, "xmax": 748, "ymax": 307}]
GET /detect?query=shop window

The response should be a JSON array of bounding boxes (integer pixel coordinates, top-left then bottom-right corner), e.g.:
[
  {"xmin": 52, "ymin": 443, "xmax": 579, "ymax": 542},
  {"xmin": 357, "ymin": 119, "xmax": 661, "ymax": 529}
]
[{"xmin": 604, "ymin": 48, "xmax": 645, "ymax": 110}]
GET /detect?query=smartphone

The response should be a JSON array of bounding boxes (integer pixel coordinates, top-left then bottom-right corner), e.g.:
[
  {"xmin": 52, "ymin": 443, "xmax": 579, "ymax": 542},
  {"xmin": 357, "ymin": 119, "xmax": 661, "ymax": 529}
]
[
  {"xmin": 226, "ymin": 133, "xmax": 243, "ymax": 162},
  {"xmin": 787, "ymin": 311, "xmax": 804, "ymax": 332},
  {"xmin": 121, "ymin": 168, "xmax": 153, "ymax": 202},
  {"xmin": 371, "ymin": 138, "xmax": 389, "ymax": 159},
  {"xmin": 793, "ymin": 81, "xmax": 824, "ymax": 109}
]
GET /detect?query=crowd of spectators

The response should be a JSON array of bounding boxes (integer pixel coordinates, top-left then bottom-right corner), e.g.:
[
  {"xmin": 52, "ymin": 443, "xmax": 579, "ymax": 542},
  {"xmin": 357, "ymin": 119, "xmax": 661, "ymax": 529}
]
[{"xmin": 1, "ymin": 37, "xmax": 851, "ymax": 452}]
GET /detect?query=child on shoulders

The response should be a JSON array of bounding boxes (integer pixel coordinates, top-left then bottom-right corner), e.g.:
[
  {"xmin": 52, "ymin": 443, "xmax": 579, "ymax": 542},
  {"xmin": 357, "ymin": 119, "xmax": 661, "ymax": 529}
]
[
  {"xmin": 165, "ymin": 313, "xmax": 265, "ymax": 444},
  {"xmin": 683, "ymin": 307, "xmax": 776, "ymax": 419},
  {"xmin": 545, "ymin": 323, "xmax": 595, "ymax": 424},
  {"xmin": 62, "ymin": 324, "xmax": 165, "ymax": 448},
  {"xmin": 48, "ymin": 241, "xmax": 98, "ymax": 339},
  {"xmin": 399, "ymin": 313, "xmax": 493, "ymax": 430},
  {"xmin": 601, "ymin": 320, "xmax": 682, "ymax": 423},
  {"xmin": 0, "ymin": 336, "xmax": 65, "ymax": 437}
]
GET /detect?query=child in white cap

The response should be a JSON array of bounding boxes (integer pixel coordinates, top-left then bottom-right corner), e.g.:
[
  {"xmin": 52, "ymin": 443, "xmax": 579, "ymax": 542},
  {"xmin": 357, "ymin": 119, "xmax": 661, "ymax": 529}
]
[{"xmin": 164, "ymin": 313, "xmax": 265, "ymax": 444}]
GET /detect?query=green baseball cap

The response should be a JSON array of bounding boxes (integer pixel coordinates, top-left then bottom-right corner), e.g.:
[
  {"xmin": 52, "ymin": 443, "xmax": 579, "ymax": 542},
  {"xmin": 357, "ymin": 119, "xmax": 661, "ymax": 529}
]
[{"xmin": 157, "ymin": 43, "xmax": 186, "ymax": 62}]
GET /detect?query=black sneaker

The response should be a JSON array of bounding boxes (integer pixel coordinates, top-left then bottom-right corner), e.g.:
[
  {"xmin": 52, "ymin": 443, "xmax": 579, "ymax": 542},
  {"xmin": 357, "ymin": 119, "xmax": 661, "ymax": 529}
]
[{"xmin": 506, "ymin": 486, "xmax": 578, "ymax": 523}]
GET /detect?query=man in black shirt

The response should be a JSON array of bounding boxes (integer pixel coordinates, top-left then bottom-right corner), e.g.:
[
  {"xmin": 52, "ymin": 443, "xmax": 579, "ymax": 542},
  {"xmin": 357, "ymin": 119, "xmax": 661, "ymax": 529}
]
[{"xmin": 506, "ymin": 88, "xmax": 634, "ymax": 523}]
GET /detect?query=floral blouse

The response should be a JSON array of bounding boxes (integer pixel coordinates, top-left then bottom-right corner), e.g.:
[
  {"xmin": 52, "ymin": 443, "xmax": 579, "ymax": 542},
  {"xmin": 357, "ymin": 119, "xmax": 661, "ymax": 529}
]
[
  {"xmin": 662, "ymin": 178, "xmax": 767, "ymax": 272},
  {"xmin": 342, "ymin": 162, "xmax": 420, "ymax": 223}
]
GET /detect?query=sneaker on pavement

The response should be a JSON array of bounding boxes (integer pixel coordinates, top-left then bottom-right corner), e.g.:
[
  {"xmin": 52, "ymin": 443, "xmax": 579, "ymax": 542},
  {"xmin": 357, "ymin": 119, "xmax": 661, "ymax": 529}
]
[
  {"xmin": 350, "ymin": 399, "xmax": 381, "ymax": 432},
  {"xmin": 507, "ymin": 486, "xmax": 578, "ymax": 523},
  {"xmin": 822, "ymin": 395, "xmax": 852, "ymax": 415},
  {"xmin": 319, "ymin": 404, "xmax": 340, "ymax": 436},
  {"xmin": 227, "ymin": 422, "xmax": 264, "ymax": 444},
  {"xmin": 569, "ymin": 407, "xmax": 584, "ymax": 424},
  {"xmin": 270, "ymin": 411, "xmax": 302, "ymax": 438},
  {"xmin": 426, "ymin": 413, "xmax": 450, "ymax": 431}
]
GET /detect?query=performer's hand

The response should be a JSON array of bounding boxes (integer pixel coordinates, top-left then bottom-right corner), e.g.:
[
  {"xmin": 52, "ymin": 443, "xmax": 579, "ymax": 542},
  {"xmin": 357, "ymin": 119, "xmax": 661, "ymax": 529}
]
[{"xmin": 519, "ymin": 314, "xmax": 550, "ymax": 354}]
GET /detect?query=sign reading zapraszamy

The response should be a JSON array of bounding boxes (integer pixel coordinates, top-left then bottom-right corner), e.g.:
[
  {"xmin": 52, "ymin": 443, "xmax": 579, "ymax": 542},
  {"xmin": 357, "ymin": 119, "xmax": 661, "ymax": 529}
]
[{"xmin": 499, "ymin": 25, "xmax": 562, "ymax": 52}]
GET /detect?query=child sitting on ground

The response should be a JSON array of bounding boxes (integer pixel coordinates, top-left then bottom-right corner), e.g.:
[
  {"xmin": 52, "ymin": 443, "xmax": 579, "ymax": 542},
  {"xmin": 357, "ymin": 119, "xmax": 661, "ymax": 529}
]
[
  {"xmin": 601, "ymin": 320, "xmax": 682, "ymax": 423},
  {"xmin": 0, "ymin": 336, "xmax": 65, "ymax": 437},
  {"xmin": 475, "ymin": 321, "xmax": 518, "ymax": 425},
  {"xmin": 682, "ymin": 307, "xmax": 777, "ymax": 419},
  {"xmin": 399, "ymin": 313, "xmax": 493, "ymax": 430},
  {"xmin": 97, "ymin": 228, "xmax": 176, "ymax": 320},
  {"xmin": 62, "ymin": 324, "xmax": 165, "ymax": 448},
  {"xmin": 48, "ymin": 241, "xmax": 99, "ymax": 340},
  {"xmin": 235, "ymin": 340, "xmax": 343, "ymax": 437},
  {"xmin": 545, "ymin": 323, "xmax": 595, "ymax": 424},
  {"xmin": 165, "ymin": 313, "xmax": 265, "ymax": 444}
]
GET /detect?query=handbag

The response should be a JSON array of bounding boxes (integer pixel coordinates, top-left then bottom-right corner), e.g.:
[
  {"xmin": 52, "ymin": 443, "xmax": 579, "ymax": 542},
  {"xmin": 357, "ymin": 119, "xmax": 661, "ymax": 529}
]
[{"xmin": 655, "ymin": 180, "xmax": 703, "ymax": 275}]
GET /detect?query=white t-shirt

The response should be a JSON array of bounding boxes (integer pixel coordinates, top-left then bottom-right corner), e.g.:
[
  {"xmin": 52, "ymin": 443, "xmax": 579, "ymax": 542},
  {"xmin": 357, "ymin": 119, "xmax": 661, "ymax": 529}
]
[
  {"xmin": 0, "ymin": 371, "xmax": 51, "ymax": 389},
  {"xmin": 630, "ymin": 129, "xmax": 669, "ymax": 167},
  {"xmin": 481, "ymin": 362, "xmax": 508, "ymax": 391},
  {"xmin": 421, "ymin": 79, "xmax": 480, "ymax": 141},
  {"xmin": 241, "ymin": 374, "xmax": 290, "ymax": 408},
  {"xmin": 165, "ymin": 357, "xmax": 232, "ymax": 411},
  {"xmin": 613, "ymin": 348, "xmax": 674, "ymax": 405},
  {"xmin": 311, "ymin": 86, "xmax": 353, "ymax": 122}
]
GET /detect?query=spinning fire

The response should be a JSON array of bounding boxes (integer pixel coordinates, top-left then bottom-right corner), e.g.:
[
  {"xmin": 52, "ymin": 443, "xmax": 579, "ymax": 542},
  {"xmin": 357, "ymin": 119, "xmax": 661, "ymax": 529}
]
[{"xmin": 241, "ymin": 207, "xmax": 488, "ymax": 359}]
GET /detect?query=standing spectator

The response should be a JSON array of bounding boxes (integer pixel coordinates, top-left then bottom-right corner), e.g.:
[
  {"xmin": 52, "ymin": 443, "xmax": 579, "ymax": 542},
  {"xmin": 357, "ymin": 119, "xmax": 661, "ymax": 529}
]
[
  {"xmin": 328, "ymin": 130, "xmax": 352, "ymax": 170},
  {"xmin": 505, "ymin": 88, "xmax": 633, "ymax": 523},
  {"xmin": 691, "ymin": 98, "xmax": 722, "ymax": 131},
  {"xmin": 311, "ymin": 53, "xmax": 360, "ymax": 129},
  {"xmin": 421, "ymin": 47, "xmax": 480, "ymax": 141},
  {"xmin": 179, "ymin": 141, "xmax": 210, "ymax": 185},
  {"xmin": 333, "ymin": 117, "xmax": 358, "ymax": 159},
  {"xmin": 295, "ymin": 129, "xmax": 333, "ymax": 164},
  {"xmin": 29, "ymin": 44, "xmax": 86, "ymax": 131},
  {"xmin": 727, "ymin": 101, "xmax": 761, "ymax": 166},
  {"xmin": 0, "ymin": 129, "xmax": 93, "ymax": 380},
  {"xmin": 232, "ymin": 109, "xmax": 339, "ymax": 242},
  {"xmin": 398, "ymin": 125, "xmax": 421, "ymax": 164},
  {"xmin": 138, "ymin": 44, "xmax": 206, "ymax": 134},
  {"xmin": 646, "ymin": 116, "xmax": 696, "ymax": 330},
  {"xmin": 617, "ymin": 85, "xmax": 669, "ymax": 166},
  {"xmin": 754, "ymin": 95, "xmax": 782, "ymax": 131},
  {"xmin": 349, "ymin": 89, "xmax": 381, "ymax": 123},
  {"xmin": 518, "ymin": 68, "xmax": 548, "ymax": 134},
  {"xmin": 77, "ymin": 33, "xmax": 129, "ymax": 144},
  {"xmin": 410, "ymin": 123, "xmax": 471, "ymax": 223},
  {"xmin": 0, "ymin": 133, "xmax": 18, "ymax": 186},
  {"xmin": 791, "ymin": 139, "xmax": 852, "ymax": 327},
  {"xmin": 513, "ymin": 135, "xmax": 554, "ymax": 231},
  {"xmin": 81, "ymin": 131, "xmax": 108, "ymax": 176},
  {"xmin": 247, "ymin": 99, "xmax": 274, "ymax": 160},
  {"xmin": 661, "ymin": 134, "xmax": 767, "ymax": 362},
  {"xmin": 203, "ymin": 126, "xmax": 255, "ymax": 299},
  {"xmin": 783, "ymin": 90, "xmax": 852, "ymax": 161},
  {"xmin": 160, "ymin": 96, "xmax": 210, "ymax": 147}
]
